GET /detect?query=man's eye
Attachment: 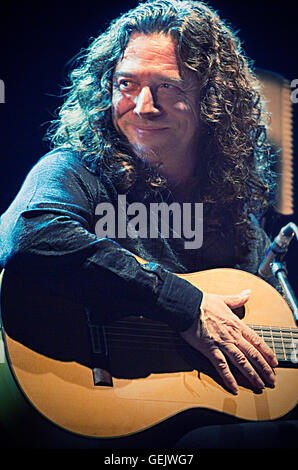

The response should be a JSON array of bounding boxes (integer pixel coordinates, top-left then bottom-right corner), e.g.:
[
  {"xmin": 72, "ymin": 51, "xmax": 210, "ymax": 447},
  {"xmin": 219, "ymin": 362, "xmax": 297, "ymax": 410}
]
[
  {"xmin": 118, "ymin": 80, "xmax": 136, "ymax": 91},
  {"xmin": 120, "ymin": 80, "xmax": 131, "ymax": 87},
  {"xmin": 159, "ymin": 83, "xmax": 180, "ymax": 92}
]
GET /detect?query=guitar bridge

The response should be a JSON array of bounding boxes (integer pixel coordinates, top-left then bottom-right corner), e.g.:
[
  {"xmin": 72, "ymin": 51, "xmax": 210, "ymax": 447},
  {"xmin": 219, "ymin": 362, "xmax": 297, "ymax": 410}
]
[
  {"xmin": 88, "ymin": 322, "xmax": 113, "ymax": 387},
  {"xmin": 92, "ymin": 367, "xmax": 113, "ymax": 387}
]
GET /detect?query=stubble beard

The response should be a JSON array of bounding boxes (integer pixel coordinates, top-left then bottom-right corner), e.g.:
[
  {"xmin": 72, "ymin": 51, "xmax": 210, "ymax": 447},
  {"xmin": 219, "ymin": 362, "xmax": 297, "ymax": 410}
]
[{"xmin": 131, "ymin": 143, "xmax": 165, "ymax": 173}]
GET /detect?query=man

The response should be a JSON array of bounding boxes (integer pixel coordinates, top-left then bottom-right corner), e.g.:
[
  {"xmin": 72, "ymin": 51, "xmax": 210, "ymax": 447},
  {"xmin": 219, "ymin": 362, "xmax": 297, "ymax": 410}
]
[{"xmin": 0, "ymin": 0, "xmax": 296, "ymax": 449}]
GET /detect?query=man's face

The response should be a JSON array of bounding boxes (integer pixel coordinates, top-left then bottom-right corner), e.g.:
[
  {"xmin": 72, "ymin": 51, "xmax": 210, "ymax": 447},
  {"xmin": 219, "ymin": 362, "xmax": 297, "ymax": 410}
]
[{"xmin": 112, "ymin": 33, "xmax": 200, "ymax": 170}]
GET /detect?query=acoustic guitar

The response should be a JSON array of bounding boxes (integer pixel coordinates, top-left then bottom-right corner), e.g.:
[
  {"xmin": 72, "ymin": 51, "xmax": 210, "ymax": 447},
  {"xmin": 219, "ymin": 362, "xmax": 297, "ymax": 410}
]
[{"xmin": 0, "ymin": 264, "xmax": 297, "ymax": 445}]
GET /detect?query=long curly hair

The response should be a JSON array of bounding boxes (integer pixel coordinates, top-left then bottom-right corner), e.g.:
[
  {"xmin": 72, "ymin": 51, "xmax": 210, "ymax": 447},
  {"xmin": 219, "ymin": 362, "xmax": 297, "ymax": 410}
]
[{"xmin": 46, "ymin": 0, "xmax": 276, "ymax": 261}]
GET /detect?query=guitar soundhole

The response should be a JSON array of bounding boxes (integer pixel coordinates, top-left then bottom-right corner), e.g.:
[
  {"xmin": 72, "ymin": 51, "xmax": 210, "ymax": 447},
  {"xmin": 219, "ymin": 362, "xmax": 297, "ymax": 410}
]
[{"xmin": 232, "ymin": 305, "xmax": 245, "ymax": 319}]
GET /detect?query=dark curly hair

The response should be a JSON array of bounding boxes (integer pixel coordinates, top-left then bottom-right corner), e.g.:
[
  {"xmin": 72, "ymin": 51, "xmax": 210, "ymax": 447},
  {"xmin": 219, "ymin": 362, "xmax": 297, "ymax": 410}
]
[{"xmin": 46, "ymin": 0, "xmax": 276, "ymax": 261}]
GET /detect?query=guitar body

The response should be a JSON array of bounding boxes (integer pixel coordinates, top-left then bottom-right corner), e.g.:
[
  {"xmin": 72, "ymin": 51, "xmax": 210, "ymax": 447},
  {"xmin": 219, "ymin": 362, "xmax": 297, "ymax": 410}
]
[{"xmin": 0, "ymin": 267, "xmax": 297, "ymax": 443}]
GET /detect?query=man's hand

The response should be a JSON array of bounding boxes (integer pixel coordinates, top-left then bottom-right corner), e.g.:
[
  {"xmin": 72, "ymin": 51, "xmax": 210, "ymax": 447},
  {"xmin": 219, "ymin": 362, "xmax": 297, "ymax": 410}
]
[{"xmin": 180, "ymin": 290, "xmax": 278, "ymax": 394}]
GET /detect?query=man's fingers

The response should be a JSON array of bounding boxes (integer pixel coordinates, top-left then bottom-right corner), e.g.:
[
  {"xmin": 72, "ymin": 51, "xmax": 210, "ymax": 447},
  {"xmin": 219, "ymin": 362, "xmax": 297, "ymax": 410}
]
[
  {"xmin": 222, "ymin": 289, "xmax": 251, "ymax": 309},
  {"xmin": 202, "ymin": 340, "xmax": 276, "ymax": 394},
  {"xmin": 242, "ymin": 324, "xmax": 279, "ymax": 368},
  {"xmin": 203, "ymin": 346, "xmax": 239, "ymax": 394},
  {"xmin": 222, "ymin": 342, "xmax": 267, "ymax": 390},
  {"xmin": 184, "ymin": 291, "xmax": 279, "ymax": 395},
  {"xmin": 237, "ymin": 338, "xmax": 276, "ymax": 386}
]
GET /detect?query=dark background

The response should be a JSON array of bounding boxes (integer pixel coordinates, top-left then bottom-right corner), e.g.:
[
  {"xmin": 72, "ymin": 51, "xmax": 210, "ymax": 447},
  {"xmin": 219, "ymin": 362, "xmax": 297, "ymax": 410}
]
[{"xmin": 0, "ymin": 0, "xmax": 297, "ymax": 297}]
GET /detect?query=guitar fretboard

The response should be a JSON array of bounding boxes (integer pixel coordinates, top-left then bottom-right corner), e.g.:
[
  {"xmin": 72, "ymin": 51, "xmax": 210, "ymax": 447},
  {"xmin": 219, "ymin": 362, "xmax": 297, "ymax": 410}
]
[
  {"xmin": 250, "ymin": 324, "xmax": 298, "ymax": 364},
  {"xmin": 90, "ymin": 320, "xmax": 298, "ymax": 366}
]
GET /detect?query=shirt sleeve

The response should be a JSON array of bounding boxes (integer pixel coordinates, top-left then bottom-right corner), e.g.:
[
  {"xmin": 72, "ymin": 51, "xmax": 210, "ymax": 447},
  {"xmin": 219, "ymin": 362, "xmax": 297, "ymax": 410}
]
[{"xmin": 0, "ymin": 150, "xmax": 202, "ymax": 332}]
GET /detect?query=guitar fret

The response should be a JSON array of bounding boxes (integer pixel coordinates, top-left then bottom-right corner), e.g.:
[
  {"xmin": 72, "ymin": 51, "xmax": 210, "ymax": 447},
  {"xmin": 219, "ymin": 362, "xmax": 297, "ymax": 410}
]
[
  {"xmin": 290, "ymin": 329, "xmax": 298, "ymax": 363},
  {"xmin": 247, "ymin": 325, "xmax": 298, "ymax": 363},
  {"xmin": 280, "ymin": 329, "xmax": 287, "ymax": 361},
  {"xmin": 270, "ymin": 327, "xmax": 277, "ymax": 357},
  {"xmin": 252, "ymin": 325, "xmax": 297, "ymax": 334},
  {"xmin": 258, "ymin": 327, "xmax": 265, "ymax": 343}
]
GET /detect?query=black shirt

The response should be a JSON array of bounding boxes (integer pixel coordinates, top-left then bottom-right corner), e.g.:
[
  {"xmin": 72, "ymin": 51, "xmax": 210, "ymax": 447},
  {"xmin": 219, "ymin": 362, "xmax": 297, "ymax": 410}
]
[{"xmin": 0, "ymin": 148, "xmax": 278, "ymax": 332}]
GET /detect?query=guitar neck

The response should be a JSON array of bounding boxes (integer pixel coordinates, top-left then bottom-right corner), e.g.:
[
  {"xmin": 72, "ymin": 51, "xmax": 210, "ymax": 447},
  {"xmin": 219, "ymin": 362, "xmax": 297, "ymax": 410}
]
[
  {"xmin": 250, "ymin": 324, "xmax": 297, "ymax": 365},
  {"xmin": 90, "ymin": 319, "xmax": 298, "ymax": 367}
]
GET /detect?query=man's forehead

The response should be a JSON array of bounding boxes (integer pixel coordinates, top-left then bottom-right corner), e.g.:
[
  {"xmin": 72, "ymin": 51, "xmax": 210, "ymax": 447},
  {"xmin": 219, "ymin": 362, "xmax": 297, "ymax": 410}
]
[
  {"xmin": 118, "ymin": 33, "xmax": 178, "ymax": 67},
  {"xmin": 114, "ymin": 33, "xmax": 188, "ymax": 81},
  {"xmin": 123, "ymin": 32, "xmax": 176, "ymax": 54},
  {"xmin": 114, "ymin": 35, "xmax": 198, "ymax": 88}
]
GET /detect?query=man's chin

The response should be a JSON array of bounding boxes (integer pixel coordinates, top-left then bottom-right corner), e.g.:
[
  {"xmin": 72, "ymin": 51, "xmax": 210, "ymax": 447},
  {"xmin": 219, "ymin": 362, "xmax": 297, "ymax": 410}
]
[{"xmin": 131, "ymin": 143, "xmax": 163, "ymax": 167}]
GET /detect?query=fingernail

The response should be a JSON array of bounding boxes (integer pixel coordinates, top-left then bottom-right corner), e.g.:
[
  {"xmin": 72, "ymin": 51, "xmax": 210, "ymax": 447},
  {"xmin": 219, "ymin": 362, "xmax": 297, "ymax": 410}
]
[{"xmin": 241, "ymin": 289, "xmax": 251, "ymax": 296}]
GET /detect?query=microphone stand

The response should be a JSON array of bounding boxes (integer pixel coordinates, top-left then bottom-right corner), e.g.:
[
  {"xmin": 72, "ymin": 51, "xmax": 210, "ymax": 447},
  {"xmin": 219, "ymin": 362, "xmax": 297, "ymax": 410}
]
[
  {"xmin": 270, "ymin": 223, "xmax": 298, "ymax": 326},
  {"xmin": 271, "ymin": 262, "xmax": 298, "ymax": 326}
]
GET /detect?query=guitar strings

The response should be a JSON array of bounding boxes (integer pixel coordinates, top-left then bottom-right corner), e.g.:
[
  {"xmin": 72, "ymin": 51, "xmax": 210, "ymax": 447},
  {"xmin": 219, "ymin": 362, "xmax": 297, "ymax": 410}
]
[
  {"xmin": 101, "ymin": 322, "xmax": 298, "ymax": 341},
  {"xmin": 100, "ymin": 322, "xmax": 298, "ymax": 360},
  {"xmin": 104, "ymin": 321, "xmax": 298, "ymax": 339},
  {"xmin": 106, "ymin": 330, "xmax": 298, "ymax": 347},
  {"xmin": 105, "ymin": 326, "xmax": 298, "ymax": 341},
  {"xmin": 102, "ymin": 319, "xmax": 297, "ymax": 332}
]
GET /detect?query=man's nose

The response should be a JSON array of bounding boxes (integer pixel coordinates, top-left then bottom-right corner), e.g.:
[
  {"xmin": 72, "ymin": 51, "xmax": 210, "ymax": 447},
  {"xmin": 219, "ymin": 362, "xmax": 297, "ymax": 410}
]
[{"xmin": 133, "ymin": 86, "xmax": 161, "ymax": 118}]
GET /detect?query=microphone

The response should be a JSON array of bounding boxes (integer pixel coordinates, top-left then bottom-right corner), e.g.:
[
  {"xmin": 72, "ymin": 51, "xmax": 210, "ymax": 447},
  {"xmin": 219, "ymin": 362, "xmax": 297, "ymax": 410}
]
[{"xmin": 258, "ymin": 223, "xmax": 295, "ymax": 279}]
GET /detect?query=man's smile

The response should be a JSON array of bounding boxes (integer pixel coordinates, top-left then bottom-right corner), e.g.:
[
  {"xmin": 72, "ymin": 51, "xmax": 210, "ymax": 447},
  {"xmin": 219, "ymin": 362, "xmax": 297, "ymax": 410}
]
[{"xmin": 133, "ymin": 126, "xmax": 169, "ymax": 135}]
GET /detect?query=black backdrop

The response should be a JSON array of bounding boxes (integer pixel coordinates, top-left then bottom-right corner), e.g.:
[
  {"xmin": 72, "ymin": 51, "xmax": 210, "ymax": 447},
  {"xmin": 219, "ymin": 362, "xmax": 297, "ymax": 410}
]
[{"xmin": 0, "ymin": 0, "xmax": 297, "ymax": 294}]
